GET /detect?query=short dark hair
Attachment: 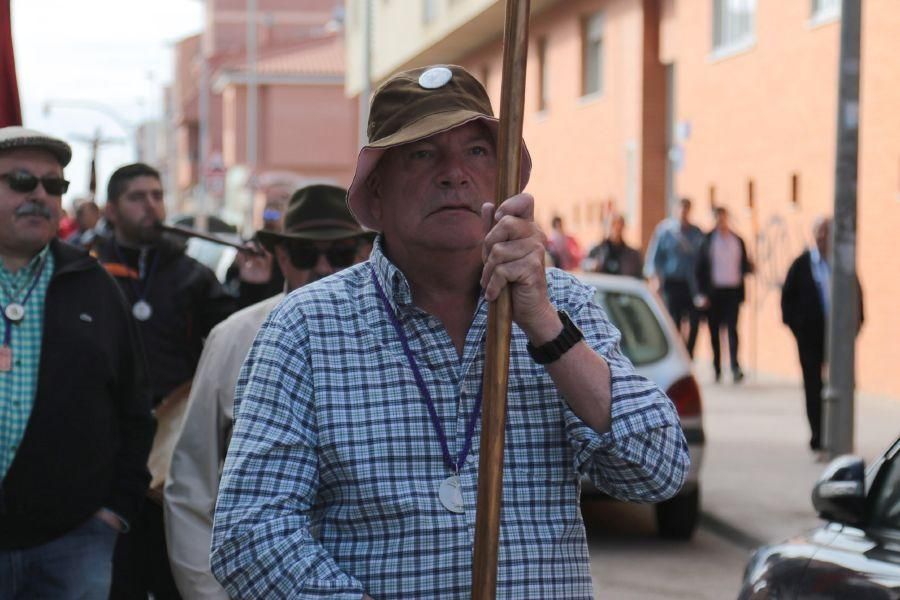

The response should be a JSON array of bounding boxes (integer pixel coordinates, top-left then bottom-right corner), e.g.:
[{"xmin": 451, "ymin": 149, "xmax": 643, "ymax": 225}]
[
  {"xmin": 107, "ymin": 163, "xmax": 161, "ymax": 203},
  {"xmin": 678, "ymin": 197, "xmax": 692, "ymax": 209}
]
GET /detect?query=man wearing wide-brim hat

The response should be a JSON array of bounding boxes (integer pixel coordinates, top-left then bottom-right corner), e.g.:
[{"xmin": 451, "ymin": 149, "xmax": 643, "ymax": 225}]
[
  {"xmin": 0, "ymin": 126, "xmax": 153, "ymax": 598},
  {"xmin": 164, "ymin": 183, "xmax": 371, "ymax": 599},
  {"xmin": 212, "ymin": 65, "xmax": 689, "ymax": 599}
]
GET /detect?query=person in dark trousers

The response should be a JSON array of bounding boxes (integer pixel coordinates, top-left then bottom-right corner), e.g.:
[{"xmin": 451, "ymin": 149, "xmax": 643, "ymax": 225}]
[
  {"xmin": 586, "ymin": 212, "xmax": 643, "ymax": 278},
  {"xmin": 0, "ymin": 126, "xmax": 153, "ymax": 599},
  {"xmin": 94, "ymin": 163, "xmax": 238, "ymax": 599},
  {"xmin": 696, "ymin": 206, "xmax": 753, "ymax": 383},
  {"xmin": 781, "ymin": 216, "xmax": 863, "ymax": 453},
  {"xmin": 644, "ymin": 198, "xmax": 705, "ymax": 356}
]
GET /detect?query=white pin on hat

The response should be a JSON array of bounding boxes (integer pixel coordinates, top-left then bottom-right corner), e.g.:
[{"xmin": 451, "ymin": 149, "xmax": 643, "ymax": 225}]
[{"xmin": 418, "ymin": 66, "xmax": 453, "ymax": 90}]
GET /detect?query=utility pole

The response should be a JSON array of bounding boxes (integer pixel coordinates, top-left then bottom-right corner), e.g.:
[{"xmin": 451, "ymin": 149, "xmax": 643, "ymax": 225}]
[
  {"xmin": 823, "ymin": 0, "xmax": 862, "ymax": 458},
  {"xmin": 246, "ymin": 0, "xmax": 259, "ymax": 231},
  {"xmin": 198, "ymin": 15, "xmax": 211, "ymax": 233}
]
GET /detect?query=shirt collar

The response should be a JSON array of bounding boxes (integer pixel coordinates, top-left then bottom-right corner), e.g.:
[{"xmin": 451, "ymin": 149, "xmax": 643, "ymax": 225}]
[
  {"xmin": 369, "ymin": 235, "xmax": 414, "ymax": 310},
  {"xmin": 0, "ymin": 244, "xmax": 51, "ymax": 278},
  {"xmin": 810, "ymin": 246, "xmax": 827, "ymax": 267}
]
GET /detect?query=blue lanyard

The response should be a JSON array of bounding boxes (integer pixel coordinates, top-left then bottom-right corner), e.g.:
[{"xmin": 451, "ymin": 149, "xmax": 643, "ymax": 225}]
[
  {"xmin": 0, "ymin": 257, "xmax": 47, "ymax": 346},
  {"xmin": 112, "ymin": 242, "xmax": 160, "ymax": 303},
  {"xmin": 370, "ymin": 265, "xmax": 482, "ymax": 474}
]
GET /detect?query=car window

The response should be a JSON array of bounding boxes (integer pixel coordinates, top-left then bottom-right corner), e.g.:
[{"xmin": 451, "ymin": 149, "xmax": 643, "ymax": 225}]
[
  {"xmin": 869, "ymin": 444, "xmax": 900, "ymax": 531},
  {"xmin": 593, "ymin": 290, "xmax": 669, "ymax": 366}
]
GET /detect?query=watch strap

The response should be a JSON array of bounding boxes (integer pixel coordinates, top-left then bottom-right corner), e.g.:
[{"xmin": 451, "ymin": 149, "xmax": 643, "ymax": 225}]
[{"xmin": 526, "ymin": 310, "xmax": 584, "ymax": 365}]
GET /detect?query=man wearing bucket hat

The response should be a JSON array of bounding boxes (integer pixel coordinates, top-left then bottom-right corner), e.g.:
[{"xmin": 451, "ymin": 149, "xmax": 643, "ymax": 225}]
[
  {"xmin": 164, "ymin": 184, "xmax": 371, "ymax": 599},
  {"xmin": 0, "ymin": 127, "xmax": 153, "ymax": 598},
  {"xmin": 212, "ymin": 66, "xmax": 689, "ymax": 598}
]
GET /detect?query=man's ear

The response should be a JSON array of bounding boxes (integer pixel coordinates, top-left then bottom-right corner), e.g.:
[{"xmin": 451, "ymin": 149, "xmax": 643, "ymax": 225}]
[
  {"xmin": 104, "ymin": 201, "xmax": 118, "ymax": 225},
  {"xmin": 366, "ymin": 170, "xmax": 383, "ymax": 222},
  {"xmin": 273, "ymin": 244, "xmax": 292, "ymax": 275}
]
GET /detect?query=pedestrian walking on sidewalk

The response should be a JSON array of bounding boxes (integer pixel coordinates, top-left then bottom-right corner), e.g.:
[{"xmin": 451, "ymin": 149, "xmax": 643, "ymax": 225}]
[
  {"xmin": 781, "ymin": 216, "xmax": 863, "ymax": 452},
  {"xmin": 644, "ymin": 197, "xmax": 705, "ymax": 356},
  {"xmin": 696, "ymin": 206, "xmax": 753, "ymax": 383}
]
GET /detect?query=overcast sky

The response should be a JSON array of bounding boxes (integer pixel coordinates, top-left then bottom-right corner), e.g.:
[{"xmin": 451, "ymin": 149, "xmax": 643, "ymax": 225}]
[{"xmin": 11, "ymin": 0, "xmax": 204, "ymax": 207}]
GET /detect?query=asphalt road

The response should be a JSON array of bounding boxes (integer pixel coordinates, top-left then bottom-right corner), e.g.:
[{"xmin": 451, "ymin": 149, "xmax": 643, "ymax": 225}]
[{"xmin": 584, "ymin": 499, "xmax": 750, "ymax": 599}]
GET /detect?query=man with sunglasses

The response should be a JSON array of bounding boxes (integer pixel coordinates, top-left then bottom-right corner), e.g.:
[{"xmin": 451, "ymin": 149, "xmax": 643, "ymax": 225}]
[
  {"xmin": 0, "ymin": 126, "xmax": 154, "ymax": 598},
  {"xmin": 164, "ymin": 184, "xmax": 370, "ymax": 599},
  {"xmin": 211, "ymin": 66, "xmax": 689, "ymax": 599}
]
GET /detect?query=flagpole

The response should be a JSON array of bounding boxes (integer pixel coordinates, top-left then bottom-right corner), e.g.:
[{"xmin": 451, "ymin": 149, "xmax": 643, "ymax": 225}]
[{"xmin": 471, "ymin": 1, "xmax": 530, "ymax": 598}]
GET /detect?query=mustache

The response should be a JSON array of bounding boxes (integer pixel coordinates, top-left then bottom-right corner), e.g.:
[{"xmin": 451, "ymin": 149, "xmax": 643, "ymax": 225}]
[{"xmin": 15, "ymin": 202, "xmax": 53, "ymax": 219}]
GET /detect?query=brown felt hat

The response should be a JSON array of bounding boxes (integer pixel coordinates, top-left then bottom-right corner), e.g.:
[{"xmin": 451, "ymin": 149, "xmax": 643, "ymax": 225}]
[
  {"xmin": 0, "ymin": 126, "xmax": 72, "ymax": 166},
  {"xmin": 256, "ymin": 183, "xmax": 365, "ymax": 251},
  {"xmin": 347, "ymin": 64, "xmax": 532, "ymax": 230}
]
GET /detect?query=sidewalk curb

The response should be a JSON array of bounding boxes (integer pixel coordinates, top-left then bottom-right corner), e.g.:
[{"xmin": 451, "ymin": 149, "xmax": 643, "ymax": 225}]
[{"xmin": 700, "ymin": 511, "xmax": 765, "ymax": 551}]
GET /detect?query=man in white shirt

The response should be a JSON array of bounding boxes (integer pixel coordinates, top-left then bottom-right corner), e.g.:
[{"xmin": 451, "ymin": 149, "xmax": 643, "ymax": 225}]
[{"xmin": 696, "ymin": 207, "xmax": 753, "ymax": 383}]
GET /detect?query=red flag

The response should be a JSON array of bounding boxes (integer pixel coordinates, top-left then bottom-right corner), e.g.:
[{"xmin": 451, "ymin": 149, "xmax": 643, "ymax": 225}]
[{"xmin": 0, "ymin": 0, "xmax": 22, "ymax": 127}]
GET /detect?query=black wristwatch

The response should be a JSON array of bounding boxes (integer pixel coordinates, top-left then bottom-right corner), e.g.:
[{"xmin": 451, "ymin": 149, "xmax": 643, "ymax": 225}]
[{"xmin": 526, "ymin": 310, "xmax": 584, "ymax": 365}]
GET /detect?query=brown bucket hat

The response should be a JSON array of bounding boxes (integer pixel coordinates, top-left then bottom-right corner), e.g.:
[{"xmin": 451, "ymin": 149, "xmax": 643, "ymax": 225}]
[
  {"xmin": 256, "ymin": 183, "xmax": 365, "ymax": 251},
  {"xmin": 347, "ymin": 64, "xmax": 532, "ymax": 230},
  {"xmin": 0, "ymin": 126, "xmax": 72, "ymax": 166}
]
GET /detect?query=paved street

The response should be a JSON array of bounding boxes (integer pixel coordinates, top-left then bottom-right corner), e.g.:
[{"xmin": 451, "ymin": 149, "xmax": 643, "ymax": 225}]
[{"xmin": 586, "ymin": 368, "xmax": 900, "ymax": 598}]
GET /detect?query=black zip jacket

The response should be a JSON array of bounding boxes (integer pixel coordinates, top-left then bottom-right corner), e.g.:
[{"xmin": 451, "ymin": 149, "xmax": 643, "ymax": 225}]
[
  {"xmin": 0, "ymin": 240, "xmax": 154, "ymax": 549},
  {"xmin": 94, "ymin": 236, "xmax": 236, "ymax": 403}
]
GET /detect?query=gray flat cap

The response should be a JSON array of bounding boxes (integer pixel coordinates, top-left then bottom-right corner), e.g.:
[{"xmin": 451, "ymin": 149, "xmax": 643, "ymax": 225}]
[{"xmin": 0, "ymin": 126, "xmax": 72, "ymax": 166}]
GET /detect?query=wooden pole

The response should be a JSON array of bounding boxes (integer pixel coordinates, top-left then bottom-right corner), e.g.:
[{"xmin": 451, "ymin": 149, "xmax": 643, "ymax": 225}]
[{"xmin": 471, "ymin": 1, "xmax": 530, "ymax": 598}]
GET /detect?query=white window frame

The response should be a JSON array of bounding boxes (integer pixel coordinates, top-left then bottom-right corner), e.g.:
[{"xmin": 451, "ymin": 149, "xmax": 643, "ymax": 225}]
[
  {"xmin": 810, "ymin": 0, "xmax": 841, "ymax": 26},
  {"xmin": 711, "ymin": 0, "xmax": 757, "ymax": 60},
  {"xmin": 582, "ymin": 11, "xmax": 604, "ymax": 98}
]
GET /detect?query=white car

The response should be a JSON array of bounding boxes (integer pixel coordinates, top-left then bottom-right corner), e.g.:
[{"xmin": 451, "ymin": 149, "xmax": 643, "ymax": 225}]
[{"xmin": 577, "ymin": 272, "xmax": 705, "ymax": 540}]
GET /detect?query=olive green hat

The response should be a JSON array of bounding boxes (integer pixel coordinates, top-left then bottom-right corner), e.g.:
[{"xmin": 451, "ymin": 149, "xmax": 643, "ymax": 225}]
[{"xmin": 256, "ymin": 183, "xmax": 365, "ymax": 251}]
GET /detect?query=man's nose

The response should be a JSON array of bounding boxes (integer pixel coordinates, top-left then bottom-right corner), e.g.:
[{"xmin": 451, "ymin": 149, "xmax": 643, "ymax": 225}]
[
  {"xmin": 436, "ymin": 155, "xmax": 470, "ymax": 189},
  {"xmin": 314, "ymin": 252, "xmax": 334, "ymax": 277}
]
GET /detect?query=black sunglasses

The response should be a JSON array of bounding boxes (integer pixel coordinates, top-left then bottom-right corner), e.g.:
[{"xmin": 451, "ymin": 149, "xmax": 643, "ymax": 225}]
[
  {"xmin": 0, "ymin": 170, "xmax": 70, "ymax": 196},
  {"xmin": 286, "ymin": 239, "xmax": 360, "ymax": 270}
]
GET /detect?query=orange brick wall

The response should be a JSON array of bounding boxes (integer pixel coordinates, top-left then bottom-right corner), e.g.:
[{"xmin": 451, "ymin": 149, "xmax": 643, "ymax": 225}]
[
  {"xmin": 460, "ymin": 0, "xmax": 650, "ymax": 253},
  {"xmin": 661, "ymin": 1, "xmax": 900, "ymax": 398},
  {"xmin": 447, "ymin": 0, "xmax": 899, "ymax": 398}
]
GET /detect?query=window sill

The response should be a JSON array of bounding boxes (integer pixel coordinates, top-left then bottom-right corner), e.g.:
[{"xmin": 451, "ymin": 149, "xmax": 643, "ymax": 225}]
[
  {"xmin": 708, "ymin": 37, "xmax": 756, "ymax": 63},
  {"xmin": 808, "ymin": 10, "xmax": 840, "ymax": 29},
  {"xmin": 577, "ymin": 91, "xmax": 604, "ymax": 107}
]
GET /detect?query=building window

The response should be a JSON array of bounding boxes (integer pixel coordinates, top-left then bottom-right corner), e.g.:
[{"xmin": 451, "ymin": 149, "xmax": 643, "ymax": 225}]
[
  {"xmin": 811, "ymin": 0, "xmax": 840, "ymax": 22},
  {"xmin": 536, "ymin": 37, "xmax": 549, "ymax": 111},
  {"xmin": 582, "ymin": 12, "xmax": 604, "ymax": 97},
  {"xmin": 423, "ymin": 0, "xmax": 438, "ymax": 25},
  {"xmin": 712, "ymin": 0, "xmax": 756, "ymax": 54}
]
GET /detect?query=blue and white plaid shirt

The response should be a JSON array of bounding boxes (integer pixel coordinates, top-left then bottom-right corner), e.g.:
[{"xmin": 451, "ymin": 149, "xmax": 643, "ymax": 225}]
[{"xmin": 212, "ymin": 240, "xmax": 689, "ymax": 599}]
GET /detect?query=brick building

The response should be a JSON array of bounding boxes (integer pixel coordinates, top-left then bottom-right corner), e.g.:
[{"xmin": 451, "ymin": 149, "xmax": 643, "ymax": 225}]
[
  {"xmin": 346, "ymin": 0, "xmax": 900, "ymax": 398},
  {"xmin": 170, "ymin": 0, "xmax": 355, "ymax": 229}
]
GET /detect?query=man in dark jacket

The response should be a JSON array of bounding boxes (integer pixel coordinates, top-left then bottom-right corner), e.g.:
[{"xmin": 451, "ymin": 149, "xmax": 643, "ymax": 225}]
[
  {"xmin": 0, "ymin": 126, "xmax": 153, "ymax": 598},
  {"xmin": 94, "ymin": 163, "xmax": 236, "ymax": 598},
  {"xmin": 696, "ymin": 207, "xmax": 753, "ymax": 383},
  {"xmin": 781, "ymin": 217, "xmax": 863, "ymax": 453},
  {"xmin": 586, "ymin": 212, "xmax": 643, "ymax": 278}
]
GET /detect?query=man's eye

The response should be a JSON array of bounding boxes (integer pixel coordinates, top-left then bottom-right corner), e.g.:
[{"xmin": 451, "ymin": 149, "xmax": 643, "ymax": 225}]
[
  {"xmin": 409, "ymin": 149, "xmax": 433, "ymax": 160},
  {"xmin": 470, "ymin": 145, "xmax": 489, "ymax": 156}
]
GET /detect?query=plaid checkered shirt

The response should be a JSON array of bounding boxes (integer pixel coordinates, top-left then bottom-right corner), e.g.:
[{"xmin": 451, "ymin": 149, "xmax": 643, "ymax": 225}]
[
  {"xmin": 0, "ymin": 246, "xmax": 53, "ymax": 479},
  {"xmin": 212, "ymin": 240, "xmax": 689, "ymax": 599}
]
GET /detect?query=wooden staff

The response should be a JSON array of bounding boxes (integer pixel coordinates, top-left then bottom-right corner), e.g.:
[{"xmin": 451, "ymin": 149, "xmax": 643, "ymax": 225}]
[{"xmin": 471, "ymin": 0, "xmax": 530, "ymax": 597}]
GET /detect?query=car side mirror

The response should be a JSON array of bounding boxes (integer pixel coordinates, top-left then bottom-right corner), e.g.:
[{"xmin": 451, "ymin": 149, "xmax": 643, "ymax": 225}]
[{"xmin": 812, "ymin": 455, "xmax": 866, "ymax": 525}]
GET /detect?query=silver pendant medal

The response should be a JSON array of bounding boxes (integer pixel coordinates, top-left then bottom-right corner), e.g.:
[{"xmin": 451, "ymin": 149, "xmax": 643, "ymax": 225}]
[
  {"xmin": 132, "ymin": 300, "xmax": 153, "ymax": 321},
  {"xmin": 439, "ymin": 475, "xmax": 465, "ymax": 514},
  {"xmin": 4, "ymin": 303, "xmax": 25, "ymax": 322}
]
